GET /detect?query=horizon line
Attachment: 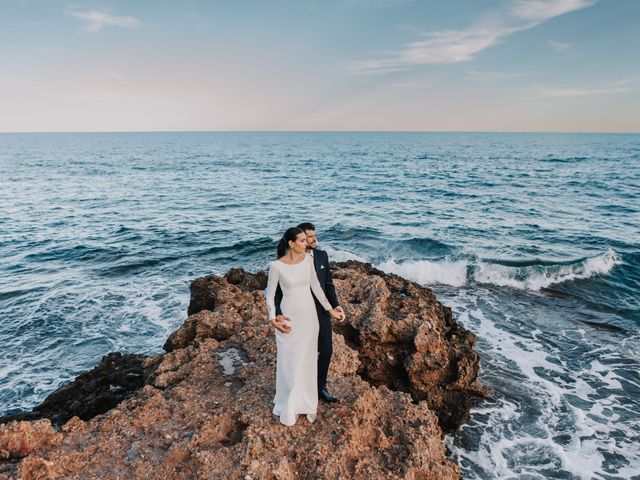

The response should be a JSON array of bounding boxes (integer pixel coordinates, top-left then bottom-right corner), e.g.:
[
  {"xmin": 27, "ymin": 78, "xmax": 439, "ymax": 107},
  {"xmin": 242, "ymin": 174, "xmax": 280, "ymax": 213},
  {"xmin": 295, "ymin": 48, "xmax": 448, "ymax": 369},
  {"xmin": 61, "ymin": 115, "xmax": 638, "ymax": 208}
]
[{"xmin": 1, "ymin": 129, "xmax": 639, "ymax": 134}]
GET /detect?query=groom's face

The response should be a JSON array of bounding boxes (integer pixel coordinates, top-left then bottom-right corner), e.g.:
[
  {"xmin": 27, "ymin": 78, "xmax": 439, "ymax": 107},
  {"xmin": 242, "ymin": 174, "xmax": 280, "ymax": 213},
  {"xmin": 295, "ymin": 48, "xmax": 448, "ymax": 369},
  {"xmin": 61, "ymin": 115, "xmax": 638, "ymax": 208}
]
[{"xmin": 304, "ymin": 229, "xmax": 317, "ymax": 249}]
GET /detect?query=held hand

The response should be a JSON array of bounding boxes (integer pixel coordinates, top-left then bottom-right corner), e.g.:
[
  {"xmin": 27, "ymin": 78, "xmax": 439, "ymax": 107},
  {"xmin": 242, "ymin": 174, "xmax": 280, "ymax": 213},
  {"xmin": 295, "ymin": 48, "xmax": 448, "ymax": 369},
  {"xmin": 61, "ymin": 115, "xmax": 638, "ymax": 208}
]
[
  {"xmin": 271, "ymin": 315, "xmax": 291, "ymax": 333},
  {"xmin": 335, "ymin": 306, "xmax": 346, "ymax": 323},
  {"xmin": 329, "ymin": 307, "xmax": 346, "ymax": 323}
]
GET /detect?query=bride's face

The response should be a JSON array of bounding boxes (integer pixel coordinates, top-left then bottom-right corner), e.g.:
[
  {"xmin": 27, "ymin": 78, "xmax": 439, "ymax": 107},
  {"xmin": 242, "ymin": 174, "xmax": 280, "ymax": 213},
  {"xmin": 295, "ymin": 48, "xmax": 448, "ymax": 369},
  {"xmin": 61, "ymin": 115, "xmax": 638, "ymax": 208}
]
[{"xmin": 289, "ymin": 233, "xmax": 308, "ymax": 255}]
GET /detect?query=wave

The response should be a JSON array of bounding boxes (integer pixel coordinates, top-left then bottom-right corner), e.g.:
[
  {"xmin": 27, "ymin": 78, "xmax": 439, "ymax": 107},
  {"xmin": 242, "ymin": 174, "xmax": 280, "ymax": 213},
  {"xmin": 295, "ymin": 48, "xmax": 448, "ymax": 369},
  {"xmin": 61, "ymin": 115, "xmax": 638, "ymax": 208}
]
[
  {"xmin": 538, "ymin": 156, "xmax": 589, "ymax": 163},
  {"xmin": 24, "ymin": 244, "xmax": 127, "ymax": 264},
  {"xmin": 474, "ymin": 249, "xmax": 622, "ymax": 291},
  {"xmin": 444, "ymin": 299, "xmax": 640, "ymax": 479},
  {"xmin": 323, "ymin": 245, "xmax": 367, "ymax": 263},
  {"xmin": 374, "ymin": 249, "xmax": 622, "ymax": 291},
  {"xmin": 97, "ymin": 256, "xmax": 181, "ymax": 276},
  {"xmin": 377, "ymin": 258, "xmax": 468, "ymax": 287},
  {"xmin": 388, "ymin": 236, "xmax": 454, "ymax": 257},
  {"xmin": 324, "ymin": 225, "xmax": 383, "ymax": 241}
]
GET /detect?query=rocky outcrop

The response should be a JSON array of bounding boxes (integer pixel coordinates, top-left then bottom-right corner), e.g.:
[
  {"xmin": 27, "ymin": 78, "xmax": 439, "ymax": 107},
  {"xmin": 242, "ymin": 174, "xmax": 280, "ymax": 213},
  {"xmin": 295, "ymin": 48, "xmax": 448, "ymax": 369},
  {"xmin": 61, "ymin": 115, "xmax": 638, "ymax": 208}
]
[
  {"xmin": 0, "ymin": 261, "xmax": 487, "ymax": 480},
  {"xmin": 0, "ymin": 353, "xmax": 150, "ymax": 428},
  {"xmin": 330, "ymin": 261, "xmax": 488, "ymax": 432}
]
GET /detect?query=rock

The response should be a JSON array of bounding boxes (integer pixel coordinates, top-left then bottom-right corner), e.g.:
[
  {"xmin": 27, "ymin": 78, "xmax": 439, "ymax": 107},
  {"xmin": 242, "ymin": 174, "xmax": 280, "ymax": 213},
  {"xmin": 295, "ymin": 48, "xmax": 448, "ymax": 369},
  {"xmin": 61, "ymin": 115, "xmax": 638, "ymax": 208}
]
[
  {"xmin": 224, "ymin": 268, "xmax": 267, "ymax": 291},
  {"xmin": 0, "ymin": 261, "xmax": 487, "ymax": 479},
  {"xmin": 330, "ymin": 260, "xmax": 490, "ymax": 432},
  {"xmin": 0, "ymin": 420, "xmax": 60, "ymax": 460},
  {"xmin": 0, "ymin": 352, "xmax": 151, "ymax": 428},
  {"xmin": 187, "ymin": 274, "xmax": 220, "ymax": 315}
]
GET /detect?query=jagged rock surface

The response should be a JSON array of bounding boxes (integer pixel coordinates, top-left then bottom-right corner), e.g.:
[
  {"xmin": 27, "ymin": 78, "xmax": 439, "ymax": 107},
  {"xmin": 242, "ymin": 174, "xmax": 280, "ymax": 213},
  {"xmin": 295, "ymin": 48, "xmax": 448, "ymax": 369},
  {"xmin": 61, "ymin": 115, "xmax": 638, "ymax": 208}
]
[
  {"xmin": 0, "ymin": 353, "xmax": 150, "ymax": 428},
  {"xmin": 0, "ymin": 261, "xmax": 487, "ymax": 480}
]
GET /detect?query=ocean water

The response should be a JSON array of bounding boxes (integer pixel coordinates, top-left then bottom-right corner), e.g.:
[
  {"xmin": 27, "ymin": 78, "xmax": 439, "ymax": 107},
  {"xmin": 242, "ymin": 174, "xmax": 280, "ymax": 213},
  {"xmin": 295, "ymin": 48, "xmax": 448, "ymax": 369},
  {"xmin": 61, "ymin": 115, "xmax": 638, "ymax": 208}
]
[{"xmin": 1, "ymin": 132, "xmax": 638, "ymax": 479}]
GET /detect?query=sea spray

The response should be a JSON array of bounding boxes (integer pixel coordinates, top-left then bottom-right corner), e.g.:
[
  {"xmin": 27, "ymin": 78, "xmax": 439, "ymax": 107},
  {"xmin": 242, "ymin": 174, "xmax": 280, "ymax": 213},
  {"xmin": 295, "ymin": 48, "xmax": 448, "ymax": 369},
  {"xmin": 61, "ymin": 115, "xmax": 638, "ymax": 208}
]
[
  {"xmin": 377, "ymin": 257, "xmax": 468, "ymax": 287},
  {"xmin": 474, "ymin": 249, "xmax": 622, "ymax": 291}
]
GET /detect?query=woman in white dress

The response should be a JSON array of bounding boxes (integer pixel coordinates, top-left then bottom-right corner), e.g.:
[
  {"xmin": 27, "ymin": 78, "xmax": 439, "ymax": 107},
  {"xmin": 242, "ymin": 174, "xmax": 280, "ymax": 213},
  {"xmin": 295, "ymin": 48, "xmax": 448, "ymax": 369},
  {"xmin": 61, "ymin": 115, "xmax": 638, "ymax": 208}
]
[{"xmin": 265, "ymin": 227, "xmax": 343, "ymax": 426}]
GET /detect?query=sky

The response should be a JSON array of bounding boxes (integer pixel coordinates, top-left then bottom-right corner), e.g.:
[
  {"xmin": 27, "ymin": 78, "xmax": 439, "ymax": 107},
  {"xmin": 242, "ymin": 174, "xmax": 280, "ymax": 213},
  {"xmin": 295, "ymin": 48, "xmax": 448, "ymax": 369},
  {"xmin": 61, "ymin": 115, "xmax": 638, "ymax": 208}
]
[{"xmin": 1, "ymin": 0, "xmax": 639, "ymax": 132}]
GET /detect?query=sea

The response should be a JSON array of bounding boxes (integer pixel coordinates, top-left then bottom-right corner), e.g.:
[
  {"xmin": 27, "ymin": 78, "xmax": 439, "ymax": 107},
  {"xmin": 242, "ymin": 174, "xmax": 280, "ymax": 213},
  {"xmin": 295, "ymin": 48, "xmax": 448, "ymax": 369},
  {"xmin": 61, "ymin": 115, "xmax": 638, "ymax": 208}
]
[{"xmin": 0, "ymin": 132, "xmax": 638, "ymax": 479}]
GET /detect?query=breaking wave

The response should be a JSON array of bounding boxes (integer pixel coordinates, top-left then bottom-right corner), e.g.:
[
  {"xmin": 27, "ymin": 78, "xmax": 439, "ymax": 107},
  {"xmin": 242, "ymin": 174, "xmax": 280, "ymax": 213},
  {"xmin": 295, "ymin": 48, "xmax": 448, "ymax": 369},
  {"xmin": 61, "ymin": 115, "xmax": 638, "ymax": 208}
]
[{"xmin": 375, "ymin": 249, "xmax": 622, "ymax": 291}]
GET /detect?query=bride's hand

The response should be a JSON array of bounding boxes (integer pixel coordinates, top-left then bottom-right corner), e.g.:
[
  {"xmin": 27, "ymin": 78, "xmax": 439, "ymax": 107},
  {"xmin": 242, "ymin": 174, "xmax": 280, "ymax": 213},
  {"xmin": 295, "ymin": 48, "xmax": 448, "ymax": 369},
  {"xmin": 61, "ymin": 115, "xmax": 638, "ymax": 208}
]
[
  {"xmin": 329, "ymin": 308, "xmax": 345, "ymax": 322},
  {"xmin": 271, "ymin": 315, "xmax": 291, "ymax": 333}
]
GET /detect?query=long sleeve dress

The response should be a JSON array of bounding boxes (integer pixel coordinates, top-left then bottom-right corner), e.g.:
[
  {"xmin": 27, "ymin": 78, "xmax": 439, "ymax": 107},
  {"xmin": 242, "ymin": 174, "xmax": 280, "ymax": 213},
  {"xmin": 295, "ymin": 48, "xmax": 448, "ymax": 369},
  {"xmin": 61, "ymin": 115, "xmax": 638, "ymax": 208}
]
[{"xmin": 265, "ymin": 253, "xmax": 333, "ymax": 426}]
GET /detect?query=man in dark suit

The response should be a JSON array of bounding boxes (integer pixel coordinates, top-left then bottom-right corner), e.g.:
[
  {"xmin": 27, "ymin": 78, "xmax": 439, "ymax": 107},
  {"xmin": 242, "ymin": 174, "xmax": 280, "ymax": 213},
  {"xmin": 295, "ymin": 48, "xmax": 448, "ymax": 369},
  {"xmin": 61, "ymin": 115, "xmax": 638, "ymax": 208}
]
[{"xmin": 274, "ymin": 222, "xmax": 345, "ymax": 403}]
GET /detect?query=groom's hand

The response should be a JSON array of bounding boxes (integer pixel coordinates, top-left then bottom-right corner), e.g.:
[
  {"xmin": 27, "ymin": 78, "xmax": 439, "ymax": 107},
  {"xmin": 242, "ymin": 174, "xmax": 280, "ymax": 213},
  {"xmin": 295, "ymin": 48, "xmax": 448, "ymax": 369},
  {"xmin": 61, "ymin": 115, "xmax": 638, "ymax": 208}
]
[
  {"xmin": 271, "ymin": 315, "xmax": 291, "ymax": 333},
  {"xmin": 335, "ymin": 306, "xmax": 346, "ymax": 323}
]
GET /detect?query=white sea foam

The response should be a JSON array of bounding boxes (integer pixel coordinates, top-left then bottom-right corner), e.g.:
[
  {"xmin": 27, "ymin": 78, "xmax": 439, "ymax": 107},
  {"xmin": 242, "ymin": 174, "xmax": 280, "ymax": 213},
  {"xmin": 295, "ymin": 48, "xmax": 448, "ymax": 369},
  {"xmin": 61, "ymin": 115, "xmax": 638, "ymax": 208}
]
[
  {"xmin": 323, "ymin": 245, "xmax": 367, "ymax": 263},
  {"xmin": 376, "ymin": 258, "xmax": 468, "ymax": 287},
  {"xmin": 474, "ymin": 248, "xmax": 622, "ymax": 291},
  {"xmin": 444, "ymin": 293, "xmax": 640, "ymax": 480},
  {"xmin": 366, "ymin": 249, "xmax": 621, "ymax": 291}
]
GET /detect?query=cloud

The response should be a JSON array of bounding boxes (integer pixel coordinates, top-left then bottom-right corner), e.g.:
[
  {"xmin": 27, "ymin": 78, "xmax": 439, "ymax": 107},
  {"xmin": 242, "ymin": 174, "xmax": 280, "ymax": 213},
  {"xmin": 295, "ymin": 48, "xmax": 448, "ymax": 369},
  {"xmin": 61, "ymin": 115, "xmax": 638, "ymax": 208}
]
[
  {"xmin": 538, "ymin": 86, "xmax": 629, "ymax": 97},
  {"xmin": 343, "ymin": 0, "xmax": 414, "ymax": 7},
  {"xmin": 186, "ymin": 12, "xmax": 209, "ymax": 25},
  {"xmin": 348, "ymin": 27, "xmax": 511, "ymax": 74},
  {"xmin": 509, "ymin": 0, "xmax": 595, "ymax": 22},
  {"xmin": 347, "ymin": 0, "xmax": 596, "ymax": 74},
  {"xmin": 107, "ymin": 73, "xmax": 128, "ymax": 84},
  {"xmin": 386, "ymin": 81, "xmax": 431, "ymax": 88},
  {"xmin": 67, "ymin": 10, "xmax": 139, "ymax": 32},
  {"xmin": 548, "ymin": 40, "xmax": 572, "ymax": 52},
  {"xmin": 525, "ymin": 80, "xmax": 633, "ymax": 98},
  {"xmin": 464, "ymin": 70, "xmax": 528, "ymax": 81}
]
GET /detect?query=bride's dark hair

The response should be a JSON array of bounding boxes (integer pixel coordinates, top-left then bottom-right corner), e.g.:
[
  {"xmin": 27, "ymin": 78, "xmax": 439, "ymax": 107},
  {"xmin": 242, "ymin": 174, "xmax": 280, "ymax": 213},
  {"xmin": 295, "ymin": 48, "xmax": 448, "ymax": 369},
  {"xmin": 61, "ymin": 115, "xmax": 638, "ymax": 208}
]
[{"xmin": 277, "ymin": 227, "xmax": 304, "ymax": 258}]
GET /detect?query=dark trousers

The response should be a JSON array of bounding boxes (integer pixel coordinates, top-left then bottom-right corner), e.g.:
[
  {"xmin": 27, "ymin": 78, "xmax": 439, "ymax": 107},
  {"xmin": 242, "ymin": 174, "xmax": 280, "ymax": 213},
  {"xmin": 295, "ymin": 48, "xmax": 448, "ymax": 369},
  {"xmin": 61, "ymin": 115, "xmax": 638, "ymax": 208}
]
[{"xmin": 317, "ymin": 309, "xmax": 333, "ymax": 391}]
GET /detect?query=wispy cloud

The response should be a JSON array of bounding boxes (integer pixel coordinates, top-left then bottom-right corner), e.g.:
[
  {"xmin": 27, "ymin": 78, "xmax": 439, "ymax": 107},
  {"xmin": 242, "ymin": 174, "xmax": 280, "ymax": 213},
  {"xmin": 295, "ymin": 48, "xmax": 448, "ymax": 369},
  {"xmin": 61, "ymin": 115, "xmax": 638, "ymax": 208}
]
[
  {"xmin": 548, "ymin": 40, "xmax": 572, "ymax": 52},
  {"xmin": 464, "ymin": 70, "xmax": 528, "ymax": 81},
  {"xmin": 525, "ymin": 79, "xmax": 633, "ymax": 98},
  {"xmin": 509, "ymin": 0, "xmax": 595, "ymax": 22},
  {"xmin": 348, "ymin": 27, "xmax": 510, "ymax": 74},
  {"xmin": 538, "ymin": 86, "xmax": 629, "ymax": 97},
  {"xmin": 347, "ymin": 0, "xmax": 596, "ymax": 74},
  {"xmin": 343, "ymin": 0, "xmax": 414, "ymax": 7},
  {"xmin": 107, "ymin": 73, "xmax": 128, "ymax": 84},
  {"xmin": 186, "ymin": 12, "xmax": 209, "ymax": 25},
  {"xmin": 386, "ymin": 81, "xmax": 430, "ymax": 88},
  {"xmin": 67, "ymin": 10, "xmax": 139, "ymax": 33}
]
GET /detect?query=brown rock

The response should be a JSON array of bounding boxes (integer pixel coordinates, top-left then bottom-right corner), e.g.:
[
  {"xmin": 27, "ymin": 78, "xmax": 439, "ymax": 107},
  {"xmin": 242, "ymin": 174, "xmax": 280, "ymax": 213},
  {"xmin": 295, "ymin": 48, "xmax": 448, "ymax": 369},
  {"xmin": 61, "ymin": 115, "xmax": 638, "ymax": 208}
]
[
  {"xmin": 188, "ymin": 274, "xmax": 220, "ymax": 315},
  {"xmin": 0, "ymin": 420, "xmax": 60, "ymax": 460},
  {"xmin": 332, "ymin": 260, "xmax": 489, "ymax": 432},
  {"xmin": 0, "ymin": 260, "xmax": 486, "ymax": 479}
]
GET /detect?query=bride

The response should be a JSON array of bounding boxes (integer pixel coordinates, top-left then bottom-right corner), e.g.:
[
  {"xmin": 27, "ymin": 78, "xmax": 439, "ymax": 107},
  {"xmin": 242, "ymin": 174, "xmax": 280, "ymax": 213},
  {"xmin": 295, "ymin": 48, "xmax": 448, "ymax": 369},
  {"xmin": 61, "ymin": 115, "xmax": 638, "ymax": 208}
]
[{"xmin": 265, "ymin": 227, "xmax": 343, "ymax": 426}]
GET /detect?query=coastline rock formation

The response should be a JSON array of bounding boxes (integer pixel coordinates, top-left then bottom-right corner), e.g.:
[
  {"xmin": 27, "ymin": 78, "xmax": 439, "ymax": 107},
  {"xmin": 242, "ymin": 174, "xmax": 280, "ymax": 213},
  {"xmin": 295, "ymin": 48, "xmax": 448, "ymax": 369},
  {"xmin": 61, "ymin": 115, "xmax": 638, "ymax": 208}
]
[
  {"xmin": 0, "ymin": 260, "xmax": 487, "ymax": 480},
  {"xmin": 0, "ymin": 353, "xmax": 150, "ymax": 428}
]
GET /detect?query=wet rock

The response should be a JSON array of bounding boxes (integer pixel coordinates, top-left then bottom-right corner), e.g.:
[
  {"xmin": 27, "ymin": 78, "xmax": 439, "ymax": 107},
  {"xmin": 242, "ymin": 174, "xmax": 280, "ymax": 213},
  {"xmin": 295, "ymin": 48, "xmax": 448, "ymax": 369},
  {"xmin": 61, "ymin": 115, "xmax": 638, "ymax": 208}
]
[
  {"xmin": 0, "ymin": 353, "xmax": 151, "ymax": 428},
  {"xmin": 224, "ymin": 268, "xmax": 267, "ymax": 291},
  {"xmin": 187, "ymin": 274, "xmax": 220, "ymax": 315}
]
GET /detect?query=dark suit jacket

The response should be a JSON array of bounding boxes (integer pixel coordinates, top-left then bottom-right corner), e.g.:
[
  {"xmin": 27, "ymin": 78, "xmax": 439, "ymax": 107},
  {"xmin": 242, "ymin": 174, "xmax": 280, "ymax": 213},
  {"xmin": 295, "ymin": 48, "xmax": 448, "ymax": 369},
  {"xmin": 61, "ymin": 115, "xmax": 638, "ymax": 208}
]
[{"xmin": 274, "ymin": 248, "xmax": 340, "ymax": 317}]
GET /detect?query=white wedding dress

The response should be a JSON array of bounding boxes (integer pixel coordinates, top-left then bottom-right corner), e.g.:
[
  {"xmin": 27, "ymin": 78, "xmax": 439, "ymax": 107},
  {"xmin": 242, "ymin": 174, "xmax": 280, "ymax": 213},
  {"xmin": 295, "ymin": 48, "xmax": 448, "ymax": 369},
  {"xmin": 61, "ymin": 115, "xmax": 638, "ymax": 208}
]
[{"xmin": 265, "ymin": 253, "xmax": 333, "ymax": 426}]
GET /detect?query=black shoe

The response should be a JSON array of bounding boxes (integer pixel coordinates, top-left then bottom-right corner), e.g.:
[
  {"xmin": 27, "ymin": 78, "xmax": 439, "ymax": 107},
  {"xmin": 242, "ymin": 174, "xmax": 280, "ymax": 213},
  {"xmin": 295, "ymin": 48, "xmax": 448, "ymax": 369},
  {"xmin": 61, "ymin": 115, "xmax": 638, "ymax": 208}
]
[{"xmin": 319, "ymin": 388, "xmax": 338, "ymax": 403}]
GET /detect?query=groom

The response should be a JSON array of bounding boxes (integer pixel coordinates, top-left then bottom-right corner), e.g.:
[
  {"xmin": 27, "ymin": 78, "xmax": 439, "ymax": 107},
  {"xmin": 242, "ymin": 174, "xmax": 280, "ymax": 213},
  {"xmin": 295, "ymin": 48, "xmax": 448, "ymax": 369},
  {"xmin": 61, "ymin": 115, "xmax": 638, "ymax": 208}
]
[{"xmin": 274, "ymin": 222, "xmax": 345, "ymax": 403}]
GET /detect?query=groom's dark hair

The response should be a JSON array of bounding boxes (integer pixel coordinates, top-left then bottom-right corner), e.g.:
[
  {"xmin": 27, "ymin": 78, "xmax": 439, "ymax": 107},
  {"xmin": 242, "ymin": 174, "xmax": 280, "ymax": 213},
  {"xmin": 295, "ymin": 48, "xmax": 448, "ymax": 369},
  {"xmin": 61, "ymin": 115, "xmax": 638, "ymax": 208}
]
[{"xmin": 297, "ymin": 222, "xmax": 315, "ymax": 232}]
